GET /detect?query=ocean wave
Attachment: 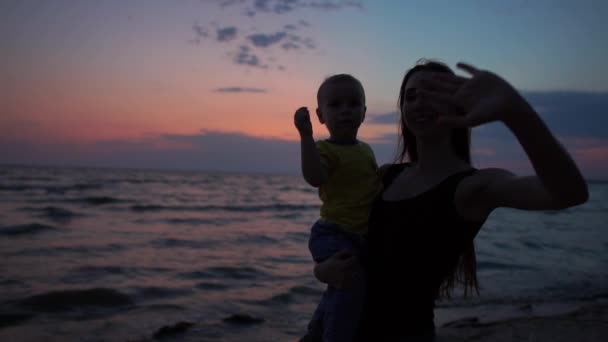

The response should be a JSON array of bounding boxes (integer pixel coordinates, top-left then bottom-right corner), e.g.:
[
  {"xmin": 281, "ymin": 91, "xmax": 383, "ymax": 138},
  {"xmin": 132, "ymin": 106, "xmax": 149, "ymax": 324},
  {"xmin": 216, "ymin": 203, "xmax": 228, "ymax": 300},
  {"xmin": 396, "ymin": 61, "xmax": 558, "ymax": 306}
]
[
  {"xmin": 0, "ymin": 223, "xmax": 56, "ymax": 236},
  {"xmin": 72, "ymin": 196, "xmax": 130, "ymax": 205},
  {"xmin": 8, "ymin": 243, "xmax": 126, "ymax": 257},
  {"xmin": 0, "ymin": 279, "xmax": 24, "ymax": 286},
  {"xmin": 7, "ymin": 176, "xmax": 56, "ymax": 182},
  {"xmin": 477, "ymin": 261, "xmax": 538, "ymax": 271},
  {"xmin": 130, "ymin": 203, "xmax": 319, "ymax": 213},
  {"xmin": 247, "ymin": 285, "xmax": 323, "ymax": 306},
  {"xmin": 278, "ymin": 186, "xmax": 315, "ymax": 193},
  {"xmin": 61, "ymin": 265, "xmax": 172, "ymax": 284},
  {"xmin": 178, "ymin": 266, "xmax": 267, "ymax": 281},
  {"xmin": 436, "ymin": 286, "xmax": 608, "ymax": 309},
  {"xmin": 120, "ymin": 178, "xmax": 169, "ymax": 185},
  {"xmin": 134, "ymin": 217, "xmax": 242, "ymax": 227},
  {"xmin": 18, "ymin": 288, "xmax": 133, "ymax": 311},
  {"xmin": 195, "ymin": 282, "xmax": 230, "ymax": 290},
  {"xmin": 274, "ymin": 213, "xmax": 303, "ymax": 220},
  {"xmin": 285, "ymin": 231, "xmax": 309, "ymax": 242},
  {"xmin": 47, "ymin": 183, "xmax": 104, "ymax": 193},
  {"xmin": 131, "ymin": 286, "xmax": 193, "ymax": 301},
  {"xmin": 165, "ymin": 218, "xmax": 217, "ymax": 225},
  {"xmin": 20, "ymin": 206, "xmax": 81, "ymax": 221},
  {"xmin": 0, "ymin": 313, "xmax": 34, "ymax": 328},
  {"xmin": 223, "ymin": 313, "xmax": 264, "ymax": 325},
  {"xmin": 235, "ymin": 234, "xmax": 279, "ymax": 244},
  {"xmin": 0, "ymin": 184, "xmax": 104, "ymax": 194},
  {"xmin": 151, "ymin": 238, "xmax": 220, "ymax": 249},
  {"xmin": 0, "ymin": 184, "xmax": 31, "ymax": 191},
  {"xmin": 153, "ymin": 321, "xmax": 195, "ymax": 339},
  {"xmin": 263, "ymin": 255, "xmax": 310, "ymax": 265}
]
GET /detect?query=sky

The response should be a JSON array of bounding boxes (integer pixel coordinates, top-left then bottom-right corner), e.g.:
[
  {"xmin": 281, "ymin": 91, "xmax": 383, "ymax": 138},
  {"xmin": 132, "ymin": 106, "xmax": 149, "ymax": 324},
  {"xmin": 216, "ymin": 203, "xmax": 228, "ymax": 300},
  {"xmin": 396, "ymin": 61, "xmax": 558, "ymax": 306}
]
[{"xmin": 1, "ymin": 0, "xmax": 608, "ymax": 179}]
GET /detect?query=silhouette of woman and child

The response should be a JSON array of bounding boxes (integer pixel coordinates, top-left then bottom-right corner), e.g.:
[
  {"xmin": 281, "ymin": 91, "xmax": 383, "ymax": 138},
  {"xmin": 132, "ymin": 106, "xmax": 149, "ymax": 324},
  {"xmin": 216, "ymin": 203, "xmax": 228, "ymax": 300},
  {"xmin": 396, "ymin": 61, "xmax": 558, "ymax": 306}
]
[{"xmin": 293, "ymin": 60, "xmax": 588, "ymax": 342}]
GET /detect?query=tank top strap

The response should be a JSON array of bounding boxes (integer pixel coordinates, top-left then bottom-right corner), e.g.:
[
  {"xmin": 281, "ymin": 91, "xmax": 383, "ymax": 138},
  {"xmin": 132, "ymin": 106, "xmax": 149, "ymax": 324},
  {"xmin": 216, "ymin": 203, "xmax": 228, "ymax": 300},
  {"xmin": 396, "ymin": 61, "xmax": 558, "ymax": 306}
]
[
  {"xmin": 435, "ymin": 168, "xmax": 478, "ymax": 210},
  {"xmin": 381, "ymin": 163, "xmax": 476, "ymax": 194}
]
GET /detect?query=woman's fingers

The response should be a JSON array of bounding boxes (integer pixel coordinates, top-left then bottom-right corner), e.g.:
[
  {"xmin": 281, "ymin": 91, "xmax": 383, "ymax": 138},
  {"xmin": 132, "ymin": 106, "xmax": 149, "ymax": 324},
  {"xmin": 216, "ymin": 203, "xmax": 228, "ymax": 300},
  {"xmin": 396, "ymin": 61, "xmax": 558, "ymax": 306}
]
[
  {"xmin": 324, "ymin": 249, "xmax": 358, "ymax": 289},
  {"xmin": 420, "ymin": 89, "xmax": 460, "ymax": 109},
  {"xmin": 436, "ymin": 108, "xmax": 490, "ymax": 128},
  {"xmin": 420, "ymin": 78, "xmax": 459, "ymax": 94},
  {"xmin": 456, "ymin": 62, "xmax": 481, "ymax": 76},
  {"xmin": 334, "ymin": 249, "xmax": 355, "ymax": 260},
  {"xmin": 430, "ymin": 72, "xmax": 468, "ymax": 85}
]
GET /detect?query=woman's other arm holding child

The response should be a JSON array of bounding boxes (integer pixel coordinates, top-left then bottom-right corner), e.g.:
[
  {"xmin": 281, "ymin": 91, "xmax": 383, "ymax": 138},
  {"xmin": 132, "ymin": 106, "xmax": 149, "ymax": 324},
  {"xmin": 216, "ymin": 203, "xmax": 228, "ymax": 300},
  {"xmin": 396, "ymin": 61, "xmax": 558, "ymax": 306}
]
[
  {"xmin": 313, "ymin": 249, "xmax": 359, "ymax": 289},
  {"xmin": 424, "ymin": 63, "xmax": 588, "ymax": 219},
  {"xmin": 294, "ymin": 107, "xmax": 328, "ymax": 187}
]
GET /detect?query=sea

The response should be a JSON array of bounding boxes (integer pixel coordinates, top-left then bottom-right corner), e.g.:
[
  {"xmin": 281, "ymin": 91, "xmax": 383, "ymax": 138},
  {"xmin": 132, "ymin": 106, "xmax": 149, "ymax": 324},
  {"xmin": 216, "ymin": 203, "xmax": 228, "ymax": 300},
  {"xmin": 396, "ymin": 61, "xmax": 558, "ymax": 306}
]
[{"xmin": 1, "ymin": 164, "xmax": 607, "ymax": 341}]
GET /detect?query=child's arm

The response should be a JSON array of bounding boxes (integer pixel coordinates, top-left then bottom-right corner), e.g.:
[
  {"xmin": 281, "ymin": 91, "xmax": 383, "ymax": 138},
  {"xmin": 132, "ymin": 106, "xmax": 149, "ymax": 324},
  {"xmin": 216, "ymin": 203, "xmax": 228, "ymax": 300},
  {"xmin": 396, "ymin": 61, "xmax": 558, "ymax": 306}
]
[{"xmin": 294, "ymin": 107, "xmax": 328, "ymax": 187}]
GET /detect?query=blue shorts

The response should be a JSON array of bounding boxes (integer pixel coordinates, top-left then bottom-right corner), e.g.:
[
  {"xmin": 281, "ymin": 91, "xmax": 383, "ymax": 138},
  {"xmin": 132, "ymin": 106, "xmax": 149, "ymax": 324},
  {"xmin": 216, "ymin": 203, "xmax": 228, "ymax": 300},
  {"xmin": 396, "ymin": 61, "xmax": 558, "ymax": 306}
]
[{"xmin": 307, "ymin": 220, "xmax": 366, "ymax": 342}]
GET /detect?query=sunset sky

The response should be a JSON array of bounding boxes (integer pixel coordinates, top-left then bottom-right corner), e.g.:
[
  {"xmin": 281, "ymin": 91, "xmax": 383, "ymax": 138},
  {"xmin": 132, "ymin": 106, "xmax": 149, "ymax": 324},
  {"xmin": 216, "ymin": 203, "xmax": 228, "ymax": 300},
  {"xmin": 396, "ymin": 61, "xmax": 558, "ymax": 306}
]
[{"xmin": 2, "ymin": 0, "xmax": 607, "ymax": 178}]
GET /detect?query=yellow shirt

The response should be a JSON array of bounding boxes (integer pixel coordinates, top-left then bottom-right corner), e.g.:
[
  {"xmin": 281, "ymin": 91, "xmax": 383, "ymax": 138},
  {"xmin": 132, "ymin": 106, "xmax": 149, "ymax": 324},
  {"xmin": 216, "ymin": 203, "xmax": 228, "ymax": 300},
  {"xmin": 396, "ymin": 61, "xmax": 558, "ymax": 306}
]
[{"xmin": 316, "ymin": 140, "xmax": 383, "ymax": 234}]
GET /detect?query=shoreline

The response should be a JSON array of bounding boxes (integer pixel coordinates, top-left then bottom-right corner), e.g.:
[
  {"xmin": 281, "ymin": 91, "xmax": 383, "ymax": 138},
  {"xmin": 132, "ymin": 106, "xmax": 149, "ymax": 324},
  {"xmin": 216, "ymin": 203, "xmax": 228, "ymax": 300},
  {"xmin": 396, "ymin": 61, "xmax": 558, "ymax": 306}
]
[{"xmin": 436, "ymin": 299, "xmax": 608, "ymax": 341}]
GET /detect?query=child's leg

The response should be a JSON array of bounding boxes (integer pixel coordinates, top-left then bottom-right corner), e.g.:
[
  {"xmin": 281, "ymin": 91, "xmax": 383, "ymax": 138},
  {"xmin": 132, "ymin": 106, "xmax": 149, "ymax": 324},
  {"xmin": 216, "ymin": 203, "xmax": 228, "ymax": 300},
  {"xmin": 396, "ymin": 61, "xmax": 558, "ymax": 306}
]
[
  {"xmin": 322, "ymin": 267, "xmax": 365, "ymax": 342},
  {"xmin": 308, "ymin": 220, "xmax": 365, "ymax": 342}
]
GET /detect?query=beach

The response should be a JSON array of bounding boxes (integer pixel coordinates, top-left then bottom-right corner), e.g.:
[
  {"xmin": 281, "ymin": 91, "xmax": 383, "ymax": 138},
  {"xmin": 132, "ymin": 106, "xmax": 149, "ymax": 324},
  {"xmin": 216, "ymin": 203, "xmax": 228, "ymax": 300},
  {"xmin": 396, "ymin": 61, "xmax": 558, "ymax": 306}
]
[{"xmin": 437, "ymin": 300, "xmax": 608, "ymax": 341}]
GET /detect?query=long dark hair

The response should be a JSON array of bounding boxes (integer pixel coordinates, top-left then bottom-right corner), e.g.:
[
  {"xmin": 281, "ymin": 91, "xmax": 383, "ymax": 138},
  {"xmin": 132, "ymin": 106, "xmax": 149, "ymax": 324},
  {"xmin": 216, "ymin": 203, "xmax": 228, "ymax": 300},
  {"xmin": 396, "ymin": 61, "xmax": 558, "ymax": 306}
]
[{"xmin": 397, "ymin": 59, "xmax": 479, "ymax": 298}]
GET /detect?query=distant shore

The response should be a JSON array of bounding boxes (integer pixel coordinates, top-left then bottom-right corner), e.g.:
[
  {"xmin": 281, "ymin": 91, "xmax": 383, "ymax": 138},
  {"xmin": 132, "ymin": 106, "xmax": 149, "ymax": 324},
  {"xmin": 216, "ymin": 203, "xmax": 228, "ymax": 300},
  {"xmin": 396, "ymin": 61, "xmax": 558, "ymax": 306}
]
[{"xmin": 436, "ymin": 300, "xmax": 608, "ymax": 341}]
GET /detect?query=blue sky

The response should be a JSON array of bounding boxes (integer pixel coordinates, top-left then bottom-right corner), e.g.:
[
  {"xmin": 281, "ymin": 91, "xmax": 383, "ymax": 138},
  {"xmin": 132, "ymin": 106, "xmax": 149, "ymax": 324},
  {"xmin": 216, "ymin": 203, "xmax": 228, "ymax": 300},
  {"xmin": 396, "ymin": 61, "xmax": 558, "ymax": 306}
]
[{"xmin": 1, "ymin": 0, "xmax": 607, "ymax": 178}]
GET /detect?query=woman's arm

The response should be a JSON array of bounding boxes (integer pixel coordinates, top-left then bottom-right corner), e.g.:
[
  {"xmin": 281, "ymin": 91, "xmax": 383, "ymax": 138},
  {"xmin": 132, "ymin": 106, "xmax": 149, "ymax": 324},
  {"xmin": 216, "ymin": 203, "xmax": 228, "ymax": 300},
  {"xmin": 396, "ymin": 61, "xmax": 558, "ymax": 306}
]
[
  {"xmin": 466, "ymin": 107, "xmax": 587, "ymax": 214},
  {"xmin": 313, "ymin": 249, "xmax": 358, "ymax": 289},
  {"xmin": 426, "ymin": 64, "xmax": 588, "ymax": 215}
]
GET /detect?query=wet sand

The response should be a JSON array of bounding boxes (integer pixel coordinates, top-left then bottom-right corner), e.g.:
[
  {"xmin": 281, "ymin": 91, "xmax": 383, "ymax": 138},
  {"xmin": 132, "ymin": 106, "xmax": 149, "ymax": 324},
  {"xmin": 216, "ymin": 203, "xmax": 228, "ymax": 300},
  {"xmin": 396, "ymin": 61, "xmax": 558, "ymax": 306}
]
[{"xmin": 436, "ymin": 300, "xmax": 608, "ymax": 341}]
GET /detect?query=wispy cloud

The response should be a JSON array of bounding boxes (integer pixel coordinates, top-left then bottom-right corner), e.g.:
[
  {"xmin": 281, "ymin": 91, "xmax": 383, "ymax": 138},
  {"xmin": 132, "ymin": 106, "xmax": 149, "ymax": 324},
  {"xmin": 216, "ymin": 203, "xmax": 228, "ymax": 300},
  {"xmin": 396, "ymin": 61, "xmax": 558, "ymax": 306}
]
[
  {"xmin": 213, "ymin": 87, "xmax": 267, "ymax": 93},
  {"xmin": 248, "ymin": 32, "xmax": 287, "ymax": 47},
  {"xmin": 233, "ymin": 45, "xmax": 265, "ymax": 68},
  {"xmin": 193, "ymin": 24, "xmax": 208, "ymax": 38},
  {"xmin": 192, "ymin": 0, "xmax": 362, "ymax": 70},
  {"xmin": 217, "ymin": 26, "xmax": 238, "ymax": 42},
  {"xmin": 367, "ymin": 111, "xmax": 399, "ymax": 124},
  {"xmin": 226, "ymin": 0, "xmax": 362, "ymax": 16}
]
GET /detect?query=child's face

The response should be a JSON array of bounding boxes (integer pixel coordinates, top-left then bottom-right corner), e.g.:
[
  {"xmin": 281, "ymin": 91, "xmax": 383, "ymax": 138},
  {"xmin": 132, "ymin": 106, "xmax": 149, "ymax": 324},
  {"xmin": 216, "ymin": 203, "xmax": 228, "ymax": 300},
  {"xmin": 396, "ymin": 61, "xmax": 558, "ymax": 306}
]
[{"xmin": 316, "ymin": 81, "xmax": 366, "ymax": 142}]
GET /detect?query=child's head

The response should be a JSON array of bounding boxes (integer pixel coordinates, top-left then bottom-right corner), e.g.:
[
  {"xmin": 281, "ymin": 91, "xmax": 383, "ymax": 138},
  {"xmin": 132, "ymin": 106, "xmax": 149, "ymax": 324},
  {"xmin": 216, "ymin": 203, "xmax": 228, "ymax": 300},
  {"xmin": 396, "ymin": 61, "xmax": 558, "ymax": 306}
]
[{"xmin": 316, "ymin": 74, "xmax": 367, "ymax": 142}]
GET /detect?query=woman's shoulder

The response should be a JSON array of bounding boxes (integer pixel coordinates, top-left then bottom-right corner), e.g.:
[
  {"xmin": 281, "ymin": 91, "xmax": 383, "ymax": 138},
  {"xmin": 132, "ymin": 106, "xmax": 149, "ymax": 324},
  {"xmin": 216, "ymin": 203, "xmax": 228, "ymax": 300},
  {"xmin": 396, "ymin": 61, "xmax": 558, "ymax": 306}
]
[
  {"xmin": 457, "ymin": 167, "xmax": 515, "ymax": 193},
  {"xmin": 454, "ymin": 167, "xmax": 514, "ymax": 222}
]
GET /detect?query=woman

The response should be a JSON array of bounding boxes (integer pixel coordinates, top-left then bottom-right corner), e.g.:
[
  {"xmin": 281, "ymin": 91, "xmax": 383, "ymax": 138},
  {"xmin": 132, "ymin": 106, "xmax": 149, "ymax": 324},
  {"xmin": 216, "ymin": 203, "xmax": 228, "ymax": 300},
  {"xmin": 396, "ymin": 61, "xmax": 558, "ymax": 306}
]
[{"xmin": 303, "ymin": 60, "xmax": 588, "ymax": 341}]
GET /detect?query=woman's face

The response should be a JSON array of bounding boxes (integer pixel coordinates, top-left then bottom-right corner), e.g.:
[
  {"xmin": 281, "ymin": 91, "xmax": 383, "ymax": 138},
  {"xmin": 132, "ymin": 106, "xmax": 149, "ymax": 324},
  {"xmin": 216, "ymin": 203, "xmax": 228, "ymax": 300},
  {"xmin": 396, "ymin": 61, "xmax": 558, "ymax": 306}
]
[{"xmin": 401, "ymin": 70, "xmax": 451, "ymax": 138}]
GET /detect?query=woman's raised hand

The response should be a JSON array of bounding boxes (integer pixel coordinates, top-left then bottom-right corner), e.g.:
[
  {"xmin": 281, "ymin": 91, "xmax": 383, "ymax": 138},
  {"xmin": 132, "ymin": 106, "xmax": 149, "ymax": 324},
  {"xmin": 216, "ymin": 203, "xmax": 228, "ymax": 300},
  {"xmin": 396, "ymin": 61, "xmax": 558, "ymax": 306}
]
[{"xmin": 422, "ymin": 63, "xmax": 532, "ymax": 128}]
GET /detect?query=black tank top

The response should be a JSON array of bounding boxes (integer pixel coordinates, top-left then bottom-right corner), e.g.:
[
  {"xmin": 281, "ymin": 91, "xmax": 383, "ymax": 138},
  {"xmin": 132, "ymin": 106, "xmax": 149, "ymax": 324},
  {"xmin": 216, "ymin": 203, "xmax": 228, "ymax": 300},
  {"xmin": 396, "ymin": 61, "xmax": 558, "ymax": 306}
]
[{"xmin": 361, "ymin": 163, "xmax": 484, "ymax": 340}]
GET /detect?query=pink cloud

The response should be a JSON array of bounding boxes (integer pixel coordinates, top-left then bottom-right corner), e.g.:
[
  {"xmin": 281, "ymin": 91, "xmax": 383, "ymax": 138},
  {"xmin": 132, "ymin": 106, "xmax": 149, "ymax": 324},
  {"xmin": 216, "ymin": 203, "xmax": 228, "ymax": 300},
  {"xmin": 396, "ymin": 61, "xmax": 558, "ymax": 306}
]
[
  {"xmin": 472, "ymin": 148, "xmax": 497, "ymax": 156},
  {"xmin": 573, "ymin": 146, "xmax": 608, "ymax": 162}
]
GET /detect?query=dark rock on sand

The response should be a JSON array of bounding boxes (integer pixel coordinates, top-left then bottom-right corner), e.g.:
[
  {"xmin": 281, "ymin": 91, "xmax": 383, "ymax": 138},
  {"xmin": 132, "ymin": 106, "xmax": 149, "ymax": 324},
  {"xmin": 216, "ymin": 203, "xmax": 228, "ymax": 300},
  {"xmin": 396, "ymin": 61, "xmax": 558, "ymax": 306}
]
[
  {"xmin": 19, "ymin": 288, "xmax": 133, "ymax": 311},
  {"xmin": 0, "ymin": 313, "xmax": 34, "ymax": 328},
  {"xmin": 152, "ymin": 321, "xmax": 195, "ymax": 339},
  {"xmin": 222, "ymin": 314, "xmax": 265, "ymax": 325}
]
